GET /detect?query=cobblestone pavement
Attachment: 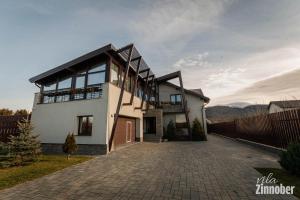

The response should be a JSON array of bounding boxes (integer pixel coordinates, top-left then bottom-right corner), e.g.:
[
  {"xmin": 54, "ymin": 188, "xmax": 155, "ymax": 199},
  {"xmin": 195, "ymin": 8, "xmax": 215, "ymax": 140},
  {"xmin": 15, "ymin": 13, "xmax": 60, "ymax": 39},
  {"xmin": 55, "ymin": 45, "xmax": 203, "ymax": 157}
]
[{"xmin": 0, "ymin": 134, "xmax": 298, "ymax": 200}]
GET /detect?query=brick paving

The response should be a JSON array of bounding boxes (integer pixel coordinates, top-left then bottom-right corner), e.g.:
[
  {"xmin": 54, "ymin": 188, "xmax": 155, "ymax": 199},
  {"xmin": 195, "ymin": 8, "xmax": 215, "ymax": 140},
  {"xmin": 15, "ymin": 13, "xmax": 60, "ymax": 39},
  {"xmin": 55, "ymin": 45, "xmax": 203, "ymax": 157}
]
[{"xmin": 0, "ymin": 134, "xmax": 298, "ymax": 200}]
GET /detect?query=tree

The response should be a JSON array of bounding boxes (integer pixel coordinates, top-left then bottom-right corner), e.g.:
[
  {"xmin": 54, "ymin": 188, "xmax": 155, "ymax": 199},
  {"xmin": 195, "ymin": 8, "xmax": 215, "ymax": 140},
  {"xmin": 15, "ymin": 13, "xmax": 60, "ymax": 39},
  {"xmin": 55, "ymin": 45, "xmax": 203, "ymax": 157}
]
[
  {"xmin": 280, "ymin": 143, "xmax": 300, "ymax": 176},
  {"xmin": 14, "ymin": 109, "xmax": 29, "ymax": 115},
  {"xmin": 8, "ymin": 120, "xmax": 41, "ymax": 165},
  {"xmin": 62, "ymin": 133, "xmax": 78, "ymax": 160},
  {"xmin": 192, "ymin": 118, "xmax": 207, "ymax": 141},
  {"xmin": 0, "ymin": 108, "xmax": 13, "ymax": 116},
  {"xmin": 166, "ymin": 120, "xmax": 176, "ymax": 140}
]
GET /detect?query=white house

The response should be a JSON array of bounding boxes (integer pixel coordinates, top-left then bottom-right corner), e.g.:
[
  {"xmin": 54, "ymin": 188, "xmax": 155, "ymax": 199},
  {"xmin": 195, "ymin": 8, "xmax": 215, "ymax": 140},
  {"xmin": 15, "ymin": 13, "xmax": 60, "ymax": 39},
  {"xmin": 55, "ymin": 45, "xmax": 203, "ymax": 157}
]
[
  {"xmin": 29, "ymin": 43, "xmax": 209, "ymax": 154},
  {"xmin": 269, "ymin": 100, "xmax": 300, "ymax": 113}
]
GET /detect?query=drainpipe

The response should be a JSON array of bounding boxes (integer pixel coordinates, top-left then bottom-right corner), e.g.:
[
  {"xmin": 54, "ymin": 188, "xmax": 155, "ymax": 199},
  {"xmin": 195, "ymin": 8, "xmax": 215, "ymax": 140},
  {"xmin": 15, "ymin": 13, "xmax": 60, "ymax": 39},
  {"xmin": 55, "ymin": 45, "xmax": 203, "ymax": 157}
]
[{"xmin": 201, "ymin": 103, "xmax": 208, "ymax": 135}]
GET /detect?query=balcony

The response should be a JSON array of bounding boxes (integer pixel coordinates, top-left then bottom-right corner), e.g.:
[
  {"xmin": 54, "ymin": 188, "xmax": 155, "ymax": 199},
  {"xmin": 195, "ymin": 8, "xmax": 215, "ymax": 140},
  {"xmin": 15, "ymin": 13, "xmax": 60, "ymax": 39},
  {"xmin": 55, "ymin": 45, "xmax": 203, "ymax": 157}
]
[{"xmin": 158, "ymin": 101, "xmax": 184, "ymax": 113}]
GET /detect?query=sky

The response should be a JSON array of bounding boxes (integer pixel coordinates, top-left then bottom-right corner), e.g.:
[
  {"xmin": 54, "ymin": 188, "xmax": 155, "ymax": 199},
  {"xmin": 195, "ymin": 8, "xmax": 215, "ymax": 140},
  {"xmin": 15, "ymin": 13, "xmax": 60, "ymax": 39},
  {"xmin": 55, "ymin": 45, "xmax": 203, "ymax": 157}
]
[{"xmin": 1, "ymin": 0, "xmax": 300, "ymax": 110}]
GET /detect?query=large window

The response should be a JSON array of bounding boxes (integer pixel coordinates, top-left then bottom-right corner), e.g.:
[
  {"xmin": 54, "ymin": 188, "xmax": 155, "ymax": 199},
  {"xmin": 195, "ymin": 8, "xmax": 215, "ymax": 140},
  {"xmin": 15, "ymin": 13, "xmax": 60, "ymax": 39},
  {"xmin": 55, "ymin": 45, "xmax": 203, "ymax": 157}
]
[
  {"xmin": 88, "ymin": 72, "xmax": 105, "ymax": 86},
  {"xmin": 87, "ymin": 63, "xmax": 106, "ymax": 86},
  {"xmin": 170, "ymin": 94, "xmax": 182, "ymax": 104},
  {"xmin": 58, "ymin": 78, "xmax": 72, "ymax": 90},
  {"xmin": 41, "ymin": 62, "xmax": 107, "ymax": 104},
  {"xmin": 75, "ymin": 76, "xmax": 85, "ymax": 89},
  {"xmin": 43, "ymin": 83, "xmax": 56, "ymax": 92},
  {"xmin": 78, "ymin": 116, "xmax": 93, "ymax": 136}
]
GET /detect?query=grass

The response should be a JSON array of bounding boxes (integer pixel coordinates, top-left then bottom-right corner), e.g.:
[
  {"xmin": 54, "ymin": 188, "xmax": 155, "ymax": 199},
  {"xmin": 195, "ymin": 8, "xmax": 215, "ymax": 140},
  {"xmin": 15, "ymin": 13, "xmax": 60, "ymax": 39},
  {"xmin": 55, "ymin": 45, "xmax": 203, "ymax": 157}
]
[
  {"xmin": 256, "ymin": 168, "xmax": 300, "ymax": 198},
  {"xmin": 0, "ymin": 155, "xmax": 92, "ymax": 190}
]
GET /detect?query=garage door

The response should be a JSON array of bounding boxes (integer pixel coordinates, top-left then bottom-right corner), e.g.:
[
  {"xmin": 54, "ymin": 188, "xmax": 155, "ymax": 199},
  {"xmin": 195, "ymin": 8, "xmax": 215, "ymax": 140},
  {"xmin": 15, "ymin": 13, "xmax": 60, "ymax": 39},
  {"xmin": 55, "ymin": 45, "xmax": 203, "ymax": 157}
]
[{"xmin": 114, "ymin": 117, "xmax": 136, "ymax": 148}]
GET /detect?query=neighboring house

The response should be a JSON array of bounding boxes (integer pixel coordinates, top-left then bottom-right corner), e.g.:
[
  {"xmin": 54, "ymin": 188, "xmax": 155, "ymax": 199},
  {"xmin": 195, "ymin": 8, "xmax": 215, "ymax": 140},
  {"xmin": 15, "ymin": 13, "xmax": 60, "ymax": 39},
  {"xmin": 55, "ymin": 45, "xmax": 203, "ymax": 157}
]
[
  {"xmin": 29, "ymin": 43, "xmax": 209, "ymax": 155},
  {"xmin": 269, "ymin": 100, "xmax": 300, "ymax": 113}
]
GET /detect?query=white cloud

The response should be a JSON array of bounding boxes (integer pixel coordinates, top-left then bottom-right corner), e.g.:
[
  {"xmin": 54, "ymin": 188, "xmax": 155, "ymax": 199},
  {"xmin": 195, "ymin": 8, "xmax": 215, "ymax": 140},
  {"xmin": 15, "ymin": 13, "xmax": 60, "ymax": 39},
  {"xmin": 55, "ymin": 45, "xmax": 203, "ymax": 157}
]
[
  {"xmin": 131, "ymin": 0, "xmax": 235, "ymax": 45},
  {"xmin": 171, "ymin": 46, "xmax": 300, "ymax": 100}
]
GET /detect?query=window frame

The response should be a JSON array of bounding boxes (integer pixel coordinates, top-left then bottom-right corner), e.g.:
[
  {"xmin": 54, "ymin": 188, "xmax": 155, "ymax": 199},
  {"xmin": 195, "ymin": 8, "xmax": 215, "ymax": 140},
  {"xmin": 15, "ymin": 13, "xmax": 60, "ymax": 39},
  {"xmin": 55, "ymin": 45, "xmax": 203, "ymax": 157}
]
[
  {"xmin": 40, "ymin": 61, "xmax": 107, "ymax": 104},
  {"xmin": 170, "ymin": 94, "xmax": 182, "ymax": 105},
  {"xmin": 77, "ymin": 115, "xmax": 93, "ymax": 136}
]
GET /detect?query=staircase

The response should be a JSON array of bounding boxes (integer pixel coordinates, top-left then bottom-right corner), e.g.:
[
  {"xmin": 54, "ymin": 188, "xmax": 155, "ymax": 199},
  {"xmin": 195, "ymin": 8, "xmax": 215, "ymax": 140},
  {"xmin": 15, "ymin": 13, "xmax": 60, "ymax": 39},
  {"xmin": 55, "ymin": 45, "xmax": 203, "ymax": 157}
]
[{"xmin": 143, "ymin": 134, "xmax": 162, "ymax": 142}]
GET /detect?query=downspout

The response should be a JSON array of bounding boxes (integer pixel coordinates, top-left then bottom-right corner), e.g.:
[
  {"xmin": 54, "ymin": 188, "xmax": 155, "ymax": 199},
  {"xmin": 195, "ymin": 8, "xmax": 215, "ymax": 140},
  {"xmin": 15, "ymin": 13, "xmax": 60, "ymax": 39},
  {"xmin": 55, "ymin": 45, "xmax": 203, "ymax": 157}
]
[{"xmin": 201, "ymin": 103, "xmax": 208, "ymax": 135}]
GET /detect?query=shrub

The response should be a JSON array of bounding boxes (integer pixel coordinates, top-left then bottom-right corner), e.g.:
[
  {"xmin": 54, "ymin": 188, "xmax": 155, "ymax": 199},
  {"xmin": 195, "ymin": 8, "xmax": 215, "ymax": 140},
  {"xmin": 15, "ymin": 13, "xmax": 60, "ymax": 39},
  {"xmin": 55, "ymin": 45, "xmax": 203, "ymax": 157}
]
[
  {"xmin": 63, "ymin": 133, "xmax": 78, "ymax": 159},
  {"xmin": 192, "ymin": 118, "xmax": 207, "ymax": 141},
  {"xmin": 166, "ymin": 120, "xmax": 176, "ymax": 140},
  {"xmin": 280, "ymin": 143, "xmax": 300, "ymax": 176},
  {"xmin": 8, "ymin": 120, "xmax": 41, "ymax": 165}
]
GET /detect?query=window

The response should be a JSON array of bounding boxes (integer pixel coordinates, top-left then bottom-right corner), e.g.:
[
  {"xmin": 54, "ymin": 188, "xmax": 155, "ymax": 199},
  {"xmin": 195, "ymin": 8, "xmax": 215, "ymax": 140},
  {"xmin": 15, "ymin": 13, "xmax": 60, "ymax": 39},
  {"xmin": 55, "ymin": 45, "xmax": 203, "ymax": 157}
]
[
  {"xmin": 56, "ymin": 94, "xmax": 70, "ymax": 102},
  {"xmin": 125, "ymin": 74, "xmax": 132, "ymax": 92},
  {"xmin": 110, "ymin": 63, "xmax": 119, "ymax": 86},
  {"xmin": 43, "ymin": 95, "xmax": 55, "ymax": 103},
  {"xmin": 75, "ymin": 76, "xmax": 85, "ymax": 89},
  {"xmin": 78, "ymin": 116, "xmax": 93, "ymax": 136},
  {"xmin": 170, "ymin": 94, "xmax": 182, "ymax": 104},
  {"xmin": 89, "ymin": 63, "xmax": 106, "ymax": 73},
  {"xmin": 86, "ymin": 90, "xmax": 101, "ymax": 99},
  {"xmin": 87, "ymin": 72, "xmax": 105, "ymax": 86},
  {"xmin": 44, "ymin": 83, "xmax": 56, "ymax": 92},
  {"xmin": 40, "ymin": 62, "xmax": 106, "ymax": 104},
  {"xmin": 58, "ymin": 78, "xmax": 72, "ymax": 90},
  {"xmin": 74, "ymin": 93, "xmax": 85, "ymax": 100},
  {"xmin": 87, "ymin": 63, "xmax": 106, "ymax": 86}
]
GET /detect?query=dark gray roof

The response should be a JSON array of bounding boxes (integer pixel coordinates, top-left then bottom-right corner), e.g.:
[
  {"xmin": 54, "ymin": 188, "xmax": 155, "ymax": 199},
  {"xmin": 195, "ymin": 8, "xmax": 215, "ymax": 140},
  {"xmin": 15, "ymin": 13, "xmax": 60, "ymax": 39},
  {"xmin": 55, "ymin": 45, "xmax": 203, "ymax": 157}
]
[
  {"xmin": 162, "ymin": 82, "xmax": 210, "ymax": 103},
  {"xmin": 29, "ymin": 43, "xmax": 154, "ymax": 83},
  {"xmin": 269, "ymin": 100, "xmax": 300, "ymax": 109}
]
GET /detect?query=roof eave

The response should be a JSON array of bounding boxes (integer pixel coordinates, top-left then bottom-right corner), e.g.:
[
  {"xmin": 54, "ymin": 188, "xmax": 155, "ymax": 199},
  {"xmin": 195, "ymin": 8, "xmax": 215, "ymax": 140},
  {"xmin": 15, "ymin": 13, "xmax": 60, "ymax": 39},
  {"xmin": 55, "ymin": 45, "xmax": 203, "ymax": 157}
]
[{"xmin": 29, "ymin": 43, "xmax": 115, "ymax": 83}]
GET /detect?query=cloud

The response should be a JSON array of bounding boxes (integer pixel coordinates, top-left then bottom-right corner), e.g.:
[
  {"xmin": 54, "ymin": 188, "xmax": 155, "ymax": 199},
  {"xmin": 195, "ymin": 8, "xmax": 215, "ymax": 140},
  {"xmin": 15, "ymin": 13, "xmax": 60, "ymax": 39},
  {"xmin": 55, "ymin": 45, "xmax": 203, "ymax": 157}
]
[
  {"xmin": 131, "ymin": 0, "xmax": 235, "ymax": 45},
  {"xmin": 171, "ymin": 46, "xmax": 300, "ymax": 100}
]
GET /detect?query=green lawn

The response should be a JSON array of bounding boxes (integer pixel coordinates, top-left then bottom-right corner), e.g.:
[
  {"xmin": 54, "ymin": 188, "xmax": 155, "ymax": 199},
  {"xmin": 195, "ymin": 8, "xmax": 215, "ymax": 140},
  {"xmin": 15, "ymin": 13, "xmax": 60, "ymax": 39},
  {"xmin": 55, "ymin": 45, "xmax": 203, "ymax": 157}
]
[
  {"xmin": 256, "ymin": 168, "xmax": 300, "ymax": 198},
  {"xmin": 0, "ymin": 155, "xmax": 92, "ymax": 190}
]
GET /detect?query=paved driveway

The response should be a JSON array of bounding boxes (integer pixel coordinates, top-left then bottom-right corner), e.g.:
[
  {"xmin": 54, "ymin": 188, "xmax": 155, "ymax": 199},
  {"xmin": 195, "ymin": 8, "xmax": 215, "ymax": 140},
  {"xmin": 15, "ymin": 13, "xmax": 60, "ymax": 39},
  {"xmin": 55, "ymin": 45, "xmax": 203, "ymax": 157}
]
[{"xmin": 0, "ymin": 135, "xmax": 297, "ymax": 200}]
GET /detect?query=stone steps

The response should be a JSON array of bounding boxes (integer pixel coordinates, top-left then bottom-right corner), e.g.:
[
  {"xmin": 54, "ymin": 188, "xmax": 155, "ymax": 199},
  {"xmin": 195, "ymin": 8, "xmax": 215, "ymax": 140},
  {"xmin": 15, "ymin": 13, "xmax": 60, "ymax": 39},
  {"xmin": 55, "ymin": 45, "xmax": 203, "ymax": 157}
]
[{"xmin": 143, "ymin": 134, "xmax": 162, "ymax": 143}]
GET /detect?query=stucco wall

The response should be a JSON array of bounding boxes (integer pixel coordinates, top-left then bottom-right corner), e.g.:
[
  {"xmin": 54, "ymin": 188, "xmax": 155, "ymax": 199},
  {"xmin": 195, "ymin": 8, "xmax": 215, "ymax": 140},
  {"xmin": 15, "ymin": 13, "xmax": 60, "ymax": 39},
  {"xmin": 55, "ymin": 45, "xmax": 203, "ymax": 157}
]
[
  {"xmin": 106, "ymin": 83, "xmax": 146, "ymax": 146},
  {"xmin": 31, "ymin": 84, "xmax": 109, "ymax": 145}
]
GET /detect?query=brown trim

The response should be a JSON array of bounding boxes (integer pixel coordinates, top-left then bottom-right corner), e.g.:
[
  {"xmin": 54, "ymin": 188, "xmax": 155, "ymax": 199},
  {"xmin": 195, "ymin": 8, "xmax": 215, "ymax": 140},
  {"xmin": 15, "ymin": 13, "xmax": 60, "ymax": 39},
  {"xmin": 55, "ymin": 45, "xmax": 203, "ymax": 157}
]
[{"xmin": 109, "ymin": 44, "xmax": 134, "ymax": 152}]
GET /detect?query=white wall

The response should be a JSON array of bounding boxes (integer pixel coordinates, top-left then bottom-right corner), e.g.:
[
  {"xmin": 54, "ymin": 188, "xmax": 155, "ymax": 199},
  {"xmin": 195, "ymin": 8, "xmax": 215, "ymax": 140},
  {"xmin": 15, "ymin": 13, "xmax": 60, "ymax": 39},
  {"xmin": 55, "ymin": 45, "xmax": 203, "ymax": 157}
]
[
  {"xmin": 31, "ymin": 84, "xmax": 109, "ymax": 145},
  {"xmin": 269, "ymin": 104, "xmax": 284, "ymax": 113}
]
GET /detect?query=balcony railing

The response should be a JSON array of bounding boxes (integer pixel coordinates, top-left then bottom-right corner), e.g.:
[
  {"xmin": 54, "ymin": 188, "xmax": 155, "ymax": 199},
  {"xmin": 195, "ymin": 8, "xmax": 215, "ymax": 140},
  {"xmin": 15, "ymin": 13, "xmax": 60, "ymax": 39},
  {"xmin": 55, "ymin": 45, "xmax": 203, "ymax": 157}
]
[
  {"xmin": 157, "ymin": 101, "xmax": 184, "ymax": 113},
  {"xmin": 38, "ymin": 85, "xmax": 103, "ymax": 104}
]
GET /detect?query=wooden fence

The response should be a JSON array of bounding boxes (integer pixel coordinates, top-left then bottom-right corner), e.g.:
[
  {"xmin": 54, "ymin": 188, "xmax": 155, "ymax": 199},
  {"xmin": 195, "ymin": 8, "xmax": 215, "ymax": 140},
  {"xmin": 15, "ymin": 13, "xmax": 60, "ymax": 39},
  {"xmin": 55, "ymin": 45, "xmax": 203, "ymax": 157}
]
[
  {"xmin": 0, "ymin": 115, "xmax": 31, "ymax": 142},
  {"xmin": 208, "ymin": 109, "xmax": 300, "ymax": 149}
]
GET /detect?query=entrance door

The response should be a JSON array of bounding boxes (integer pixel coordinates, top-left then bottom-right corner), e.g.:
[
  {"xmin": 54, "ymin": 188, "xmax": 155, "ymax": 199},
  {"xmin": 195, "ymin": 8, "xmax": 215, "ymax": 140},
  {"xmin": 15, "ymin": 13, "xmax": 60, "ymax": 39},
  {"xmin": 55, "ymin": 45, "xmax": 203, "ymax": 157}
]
[
  {"xmin": 115, "ymin": 117, "xmax": 136, "ymax": 148},
  {"xmin": 144, "ymin": 117, "xmax": 156, "ymax": 134}
]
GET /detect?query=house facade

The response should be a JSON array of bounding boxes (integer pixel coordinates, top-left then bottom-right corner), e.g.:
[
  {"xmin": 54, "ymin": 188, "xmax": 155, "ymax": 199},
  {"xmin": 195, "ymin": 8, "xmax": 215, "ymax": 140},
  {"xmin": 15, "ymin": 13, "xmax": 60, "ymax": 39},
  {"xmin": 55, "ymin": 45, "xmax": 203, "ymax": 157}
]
[
  {"xmin": 269, "ymin": 100, "xmax": 300, "ymax": 113},
  {"xmin": 30, "ymin": 43, "xmax": 209, "ymax": 155}
]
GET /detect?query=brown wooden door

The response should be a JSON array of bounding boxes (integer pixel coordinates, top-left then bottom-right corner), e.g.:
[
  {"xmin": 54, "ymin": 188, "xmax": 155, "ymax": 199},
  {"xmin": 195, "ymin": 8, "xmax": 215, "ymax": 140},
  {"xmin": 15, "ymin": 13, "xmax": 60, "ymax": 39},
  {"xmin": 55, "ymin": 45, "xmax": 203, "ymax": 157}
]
[{"xmin": 114, "ymin": 117, "xmax": 136, "ymax": 148}]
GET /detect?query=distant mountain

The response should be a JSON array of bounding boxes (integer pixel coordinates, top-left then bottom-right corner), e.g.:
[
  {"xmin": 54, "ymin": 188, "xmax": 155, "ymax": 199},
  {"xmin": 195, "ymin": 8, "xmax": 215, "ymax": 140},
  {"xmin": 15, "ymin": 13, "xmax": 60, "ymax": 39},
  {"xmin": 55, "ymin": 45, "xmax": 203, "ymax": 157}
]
[{"xmin": 206, "ymin": 104, "xmax": 268, "ymax": 123}]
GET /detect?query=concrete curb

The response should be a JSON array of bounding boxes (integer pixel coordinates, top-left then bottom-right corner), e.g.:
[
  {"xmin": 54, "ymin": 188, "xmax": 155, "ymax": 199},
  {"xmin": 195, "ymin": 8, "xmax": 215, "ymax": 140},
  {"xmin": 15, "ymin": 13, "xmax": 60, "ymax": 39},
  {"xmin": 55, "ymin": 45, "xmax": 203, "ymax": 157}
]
[
  {"xmin": 236, "ymin": 138, "xmax": 286, "ymax": 155},
  {"xmin": 209, "ymin": 133, "xmax": 286, "ymax": 155}
]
